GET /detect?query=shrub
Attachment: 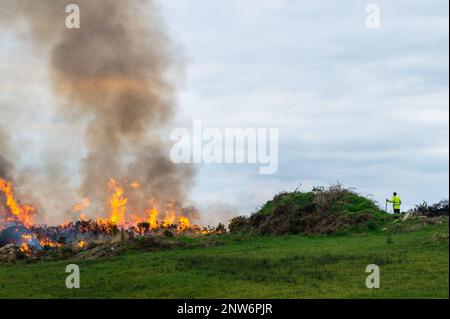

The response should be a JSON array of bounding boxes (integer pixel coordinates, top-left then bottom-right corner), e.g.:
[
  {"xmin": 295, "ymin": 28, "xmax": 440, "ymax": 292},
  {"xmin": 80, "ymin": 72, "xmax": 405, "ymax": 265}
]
[
  {"xmin": 228, "ymin": 216, "xmax": 250, "ymax": 233},
  {"xmin": 137, "ymin": 222, "xmax": 150, "ymax": 234},
  {"xmin": 411, "ymin": 200, "xmax": 449, "ymax": 217},
  {"xmin": 215, "ymin": 223, "xmax": 227, "ymax": 234},
  {"xmin": 228, "ymin": 185, "xmax": 390, "ymax": 236}
]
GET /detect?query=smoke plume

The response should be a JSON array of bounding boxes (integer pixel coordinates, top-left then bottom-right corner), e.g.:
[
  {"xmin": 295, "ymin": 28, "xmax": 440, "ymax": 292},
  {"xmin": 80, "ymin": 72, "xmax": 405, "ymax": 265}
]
[
  {"xmin": 0, "ymin": 129, "xmax": 13, "ymax": 180},
  {"xmin": 0, "ymin": 0, "xmax": 195, "ymax": 221}
]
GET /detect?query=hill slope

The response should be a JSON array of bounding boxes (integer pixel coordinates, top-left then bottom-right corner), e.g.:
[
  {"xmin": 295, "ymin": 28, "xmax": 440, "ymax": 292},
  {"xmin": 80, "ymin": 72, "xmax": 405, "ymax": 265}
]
[{"xmin": 229, "ymin": 185, "xmax": 393, "ymax": 235}]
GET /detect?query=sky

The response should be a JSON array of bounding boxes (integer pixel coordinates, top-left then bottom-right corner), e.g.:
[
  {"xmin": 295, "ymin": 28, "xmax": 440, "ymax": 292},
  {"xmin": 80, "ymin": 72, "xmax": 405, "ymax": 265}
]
[
  {"xmin": 0, "ymin": 0, "xmax": 449, "ymax": 224},
  {"xmin": 160, "ymin": 0, "xmax": 449, "ymax": 221}
]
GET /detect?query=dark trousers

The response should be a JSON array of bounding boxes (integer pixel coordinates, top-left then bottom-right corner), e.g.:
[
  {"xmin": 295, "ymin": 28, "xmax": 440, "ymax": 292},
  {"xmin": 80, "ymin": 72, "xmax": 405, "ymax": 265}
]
[{"xmin": 394, "ymin": 208, "xmax": 400, "ymax": 214}]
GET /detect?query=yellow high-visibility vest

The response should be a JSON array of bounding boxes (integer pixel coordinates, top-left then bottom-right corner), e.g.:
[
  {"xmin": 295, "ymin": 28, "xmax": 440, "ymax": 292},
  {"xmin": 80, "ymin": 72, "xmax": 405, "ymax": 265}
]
[{"xmin": 388, "ymin": 195, "xmax": 402, "ymax": 210}]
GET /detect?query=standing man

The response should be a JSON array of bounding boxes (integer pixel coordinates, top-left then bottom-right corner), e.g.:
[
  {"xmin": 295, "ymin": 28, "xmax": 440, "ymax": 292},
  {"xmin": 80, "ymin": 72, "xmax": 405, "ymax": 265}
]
[{"xmin": 387, "ymin": 192, "xmax": 402, "ymax": 214}]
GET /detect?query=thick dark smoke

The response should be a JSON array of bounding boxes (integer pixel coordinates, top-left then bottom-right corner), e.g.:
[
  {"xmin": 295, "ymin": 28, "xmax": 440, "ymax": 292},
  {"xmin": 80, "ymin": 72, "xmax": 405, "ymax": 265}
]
[{"xmin": 0, "ymin": 0, "xmax": 195, "ymax": 220}]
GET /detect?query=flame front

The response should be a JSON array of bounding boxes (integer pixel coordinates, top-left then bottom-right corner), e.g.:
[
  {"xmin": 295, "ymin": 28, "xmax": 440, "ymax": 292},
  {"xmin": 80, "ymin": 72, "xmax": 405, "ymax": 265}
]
[
  {"xmin": 162, "ymin": 201, "xmax": 177, "ymax": 227},
  {"xmin": 1, "ymin": 177, "xmax": 203, "ymax": 234},
  {"xmin": 78, "ymin": 240, "xmax": 87, "ymax": 249},
  {"xmin": 177, "ymin": 216, "xmax": 191, "ymax": 233},
  {"xmin": 19, "ymin": 234, "xmax": 33, "ymax": 256},
  {"xmin": 0, "ymin": 178, "xmax": 36, "ymax": 227},
  {"xmin": 147, "ymin": 200, "xmax": 159, "ymax": 229},
  {"xmin": 40, "ymin": 238, "xmax": 62, "ymax": 248},
  {"xmin": 108, "ymin": 178, "xmax": 127, "ymax": 226},
  {"xmin": 19, "ymin": 242, "xmax": 31, "ymax": 255},
  {"xmin": 1, "ymin": 176, "xmax": 217, "ymax": 257}
]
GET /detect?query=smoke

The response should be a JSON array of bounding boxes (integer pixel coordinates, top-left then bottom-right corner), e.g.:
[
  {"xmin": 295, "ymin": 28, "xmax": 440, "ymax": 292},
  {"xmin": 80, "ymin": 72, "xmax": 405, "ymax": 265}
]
[
  {"xmin": 0, "ymin": 129, "xmax": 13, "ymax": 180},
  {"xmin": 0, "ymin": 0, "xmax": 195, "ymax": 221}
]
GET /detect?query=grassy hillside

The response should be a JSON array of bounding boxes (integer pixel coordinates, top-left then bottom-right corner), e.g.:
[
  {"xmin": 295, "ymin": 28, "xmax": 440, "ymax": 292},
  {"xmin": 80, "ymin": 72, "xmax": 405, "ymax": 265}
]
[
  {"xmin": 229, "ymin": 186, "xmax": 393, "ymax": 235},
  {"xmin": 0, "ymin": 220, "xmax": 447, "ymax": 298}
]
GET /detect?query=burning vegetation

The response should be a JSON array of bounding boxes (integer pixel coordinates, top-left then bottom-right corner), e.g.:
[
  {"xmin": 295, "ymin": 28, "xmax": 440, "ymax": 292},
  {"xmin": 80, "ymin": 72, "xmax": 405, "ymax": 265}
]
[
  {"xmin": 0, "ymin": 176, "xmax": 225, "ymax": 260},
  {"xmin": 0, "ymin": 0, "xmax": 199, "ymax": 245},
  {"xmin": 0, "ymin": 0, "xmax": 221, "ymax": 261}
]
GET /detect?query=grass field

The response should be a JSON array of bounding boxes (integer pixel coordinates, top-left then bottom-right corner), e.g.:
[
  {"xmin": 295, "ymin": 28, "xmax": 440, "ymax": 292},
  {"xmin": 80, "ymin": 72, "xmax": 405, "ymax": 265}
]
[{"xmin": 0, "ymin": 221, "xmax": 448, "ymax": 299}]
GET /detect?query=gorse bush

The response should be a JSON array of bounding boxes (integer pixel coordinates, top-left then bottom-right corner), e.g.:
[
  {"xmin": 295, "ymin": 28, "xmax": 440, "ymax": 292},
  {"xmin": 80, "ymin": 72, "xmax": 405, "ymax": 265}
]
[
  {"xmin": 228, "ymin": 185, "xmax": 391, "ymax": 235},
  {"xmin": 410, "ymin": 199, "xmax": 449, "ymax": 217}
]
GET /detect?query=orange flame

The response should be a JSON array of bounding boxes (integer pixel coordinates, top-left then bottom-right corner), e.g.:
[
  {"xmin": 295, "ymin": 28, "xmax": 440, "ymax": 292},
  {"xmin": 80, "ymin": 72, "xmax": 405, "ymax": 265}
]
[
  {"xmin": 163, "ymin": 204, "xmax": 176, "ymax": 227},
  {"xmin": 40, "ymin": 238, "xmax": 62, "ymax": 248},
  {"xmin": 177, "ymin": 216, "xmax": 191, "ymax": 233},
  {"xmin": 1, "ymin": 176, "xmax": 213, "ymax": 246},
  {"xmin": 18, "ymin": 234, "xmax": 33, "ymax": 255},
  {"xmin": 146, "ymin": 199, "xmax": 159, "ymax": 229},
  {"xmin": 78, "ymin": 240, "xmax": 87, "ymax": 249},
  {"xmin": 108, "ymin": 178, "xmax": 127, "ymax": 226},
  {"xmin": 0, "ymin": 178, "xmax": 36, "ymax": 228},
  {"xmin": 19, "ymin": 242, "xmax": 31, "ymax": 255}
]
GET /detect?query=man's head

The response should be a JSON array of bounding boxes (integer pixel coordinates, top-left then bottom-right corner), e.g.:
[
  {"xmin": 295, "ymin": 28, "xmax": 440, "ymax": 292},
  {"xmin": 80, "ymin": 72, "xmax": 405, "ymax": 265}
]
[{"xmin": 393, "ymin": 192, "xmax": 397, "ymax": 196}]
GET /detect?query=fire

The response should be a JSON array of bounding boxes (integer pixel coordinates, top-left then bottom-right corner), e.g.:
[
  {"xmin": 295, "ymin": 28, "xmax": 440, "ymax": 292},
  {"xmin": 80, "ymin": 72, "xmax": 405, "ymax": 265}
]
[
  {"xmin": 19, "ymin": 234, "xmax": 33, "ymax": 255},
  {"xmin": 147, "ymin": 200, "xmax": 159, "ymax": 229},
  {"xmin": 1, "ymin": 176, "xmax": 205, "ymax": 235},
  {"xmin": 199, "ymin": 229, "xmax": 213, "ymax": 235},
  {"xmin": 108, "ymin": 178, "xmax": 127, "ymax": 226},
  {"xmin": 163, "ymin": 201, "xmax": 176, "ymax": 227},
  {"xmin": 0, "ymin": 178, "xmax": 36, "ymax": 228},
  {"xmin": 177, "ymin": 216, "xmax": 191, "ymax": 233},
  {"xmin": 19, "ymin": 242, "xmax": 31, "ymax": 255},
  {"xmin": 78, "ymin": 240, "xmax": 87, "ymax": 249},
  {"xmin": 40, "ymin": 238, "xmax": 62, "ymax": 248},
  {"xmin": 1, "ymin": 176, "xmax": 220, "ymax": 257},
  {"xmin": 21, "ymin": 234, "xmax": 33, "ymax": 241}
]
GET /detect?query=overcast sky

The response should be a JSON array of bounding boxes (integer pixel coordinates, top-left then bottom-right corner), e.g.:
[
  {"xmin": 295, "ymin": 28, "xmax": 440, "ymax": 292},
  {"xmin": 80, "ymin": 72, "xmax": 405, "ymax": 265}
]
[
  {"xmin": 160, "ymin": 0, "xmax": 449, "ymax": 220},
  {"xmin": 1, "ymin": 0, "xmax": 448, "ymax": 223}
]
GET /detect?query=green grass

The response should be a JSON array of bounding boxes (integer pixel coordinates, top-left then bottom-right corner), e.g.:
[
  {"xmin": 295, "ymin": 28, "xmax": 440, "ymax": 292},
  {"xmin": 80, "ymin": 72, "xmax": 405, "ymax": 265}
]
[
  {"xmin": 258, "ymin": 192, "xmax": 314, "ymax": 216},
  {"xmin": 0, "ymin": 222, "xmax": 448, "ymax": 299}
]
